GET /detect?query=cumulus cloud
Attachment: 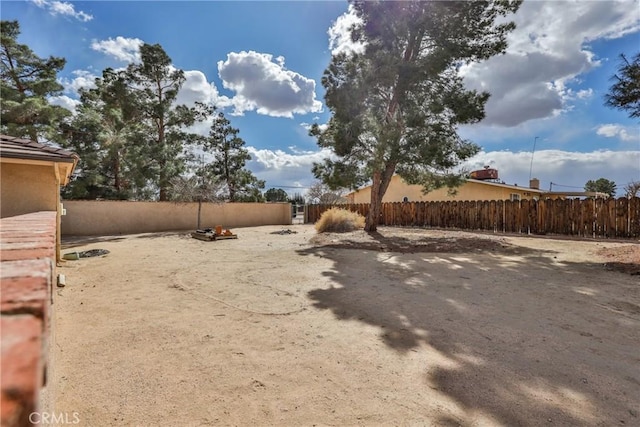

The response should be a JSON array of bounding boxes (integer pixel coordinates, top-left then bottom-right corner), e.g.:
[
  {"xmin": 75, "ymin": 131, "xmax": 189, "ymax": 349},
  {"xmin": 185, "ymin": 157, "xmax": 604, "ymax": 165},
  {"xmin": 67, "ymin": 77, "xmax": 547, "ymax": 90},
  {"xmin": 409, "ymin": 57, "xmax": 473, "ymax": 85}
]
[
  {"xmin": 247, "ymin": 146, "xmax": 334, "ymax": 170},
  {"xmin": 30, "ymin": 0, "xmax": 93, "ymax": 22},
  {"xmin": 217, "ymin": 51, "xmax": 323, "ymax": 118},
  {"xmin": 463, "ymin": 150, "xmax": 640, "ymax": 191},
  {"xmin": 461, "ymin": 1, "xmax": 640, "ymax": 127},
  {"xmin": 328, "ymin": 4, "xmax": 366, "ymax": 56},
  {"xmin": 238, "ymin": 147, "xmax": 639, "ymax": 196},
  {"xmin": 48, "ymin": 95, "xmax": 80, "ymax": 111},
  {"xmin": 596, "ymin": 124, "xmax": 640, "ymax": 143},
  {"xmin": 175, "ymin": 70, "xmax": 233, "ymax": 109},
  {"xmin": 91, "ymin": 37, "xmax": 143, "ymax": 63},
  {"xmin": 59, "ymin": 70, "xmax": 98, "ymax": 96},
  {"xmin": 244, "ymin": 146, "xmax": 336, "ymax": 191}
]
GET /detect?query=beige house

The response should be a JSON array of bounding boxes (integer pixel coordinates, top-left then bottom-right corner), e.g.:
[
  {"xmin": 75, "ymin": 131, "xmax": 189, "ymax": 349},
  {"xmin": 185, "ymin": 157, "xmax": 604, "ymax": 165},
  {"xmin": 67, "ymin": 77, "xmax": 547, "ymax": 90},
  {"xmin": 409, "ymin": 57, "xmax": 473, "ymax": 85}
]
[
  {"xmin": 345, "ymin": 174, "xmax": 607, "ymax": 204},
  {"xmin": 1, "ymin": 134, "xmax": 78, "ymax": 258}
]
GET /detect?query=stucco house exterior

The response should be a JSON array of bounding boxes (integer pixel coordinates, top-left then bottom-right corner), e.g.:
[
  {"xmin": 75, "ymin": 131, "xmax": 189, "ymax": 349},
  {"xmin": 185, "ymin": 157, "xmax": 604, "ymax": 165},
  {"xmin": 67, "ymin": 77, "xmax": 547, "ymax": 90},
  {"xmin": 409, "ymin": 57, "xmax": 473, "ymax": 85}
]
[
  {"xmin": 345, "ymin": 173, "xmax": 607, "ymax": 204},
  {"xmin": 1, "ymin": 134, "xmax": 78, "ymax": 218},
  {"xmin": 0, "ymin": 134, "xmax": 78, "ymax": 258}
]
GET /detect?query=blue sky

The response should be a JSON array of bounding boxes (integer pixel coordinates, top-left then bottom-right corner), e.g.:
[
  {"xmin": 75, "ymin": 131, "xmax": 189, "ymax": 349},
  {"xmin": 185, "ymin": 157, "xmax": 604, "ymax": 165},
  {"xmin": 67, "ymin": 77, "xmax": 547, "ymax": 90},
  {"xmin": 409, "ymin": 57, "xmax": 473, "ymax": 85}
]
[{"xmin": 2, "ymin": 0, "xmax": 639, "ymax": 196}]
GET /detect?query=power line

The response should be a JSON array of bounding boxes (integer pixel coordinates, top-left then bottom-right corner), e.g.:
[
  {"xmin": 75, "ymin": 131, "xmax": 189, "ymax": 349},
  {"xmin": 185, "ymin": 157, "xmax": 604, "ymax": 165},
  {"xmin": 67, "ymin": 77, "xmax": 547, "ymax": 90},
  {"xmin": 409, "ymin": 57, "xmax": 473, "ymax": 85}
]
[{"xmin": 550, "ymin": 182, "xmax": 584, "ymax": 189}]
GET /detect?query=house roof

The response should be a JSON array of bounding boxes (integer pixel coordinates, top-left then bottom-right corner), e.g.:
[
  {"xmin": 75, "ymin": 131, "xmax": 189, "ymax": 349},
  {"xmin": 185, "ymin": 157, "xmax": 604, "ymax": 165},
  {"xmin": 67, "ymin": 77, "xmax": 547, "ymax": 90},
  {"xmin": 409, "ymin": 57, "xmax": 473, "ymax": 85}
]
[
  {"xmin": 0, "ymin": 134, "xmax": 78, "ymax": 163},
  {"xmin": 0, "ymin": 134, "xmax": 79, "ymax": 186},
  {"xmin": 346, "ymin": 175, "xmax": 609, "ymax": 199},
  {"xmin": 465, "ymin": 178, "xmax": 546, "ymax": 193},
  {"xmin": 346, "ymin": 176, "xmax": 547, "ymax": 197}
]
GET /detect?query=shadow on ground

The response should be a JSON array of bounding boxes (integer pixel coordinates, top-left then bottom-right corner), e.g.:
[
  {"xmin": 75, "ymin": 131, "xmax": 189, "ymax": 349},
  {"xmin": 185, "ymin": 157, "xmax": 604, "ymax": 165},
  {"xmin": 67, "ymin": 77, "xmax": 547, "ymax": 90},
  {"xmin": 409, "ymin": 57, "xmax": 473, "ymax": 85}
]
[
  {"xmin": 62, "ymin": 231, "xmax": 190, "ymax": 249},
  {"xmin": 298, "ymin": 231, "xmax": 639, "ymax": 426}
]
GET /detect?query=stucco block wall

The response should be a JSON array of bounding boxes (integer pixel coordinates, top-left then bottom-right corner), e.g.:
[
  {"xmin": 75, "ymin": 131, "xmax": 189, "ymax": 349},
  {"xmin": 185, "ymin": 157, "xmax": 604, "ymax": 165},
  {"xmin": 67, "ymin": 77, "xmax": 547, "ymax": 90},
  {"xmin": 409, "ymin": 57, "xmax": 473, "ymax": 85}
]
[
  {"xmin": 61, "ymin": 201, "xmax": 292, "ymax": 236},
  {"xmin": 352, "ymin": 176, "xmax": 538, "ymax": 203},
  {"xmin": 1, "ymin": 163, "xmax": 58, "ymax": 218},
  {"xmin": 1, "ymin": 212, "xmax": 57, "ymax": 427}
]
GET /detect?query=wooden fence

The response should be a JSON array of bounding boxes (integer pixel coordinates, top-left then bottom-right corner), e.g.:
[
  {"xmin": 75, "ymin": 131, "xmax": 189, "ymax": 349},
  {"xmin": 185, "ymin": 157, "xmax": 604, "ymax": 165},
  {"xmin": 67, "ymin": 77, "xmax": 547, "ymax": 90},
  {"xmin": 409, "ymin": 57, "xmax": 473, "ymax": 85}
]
[{"xmin": 306, "ymin": 197, "xmax": 640, "ymax": 239}]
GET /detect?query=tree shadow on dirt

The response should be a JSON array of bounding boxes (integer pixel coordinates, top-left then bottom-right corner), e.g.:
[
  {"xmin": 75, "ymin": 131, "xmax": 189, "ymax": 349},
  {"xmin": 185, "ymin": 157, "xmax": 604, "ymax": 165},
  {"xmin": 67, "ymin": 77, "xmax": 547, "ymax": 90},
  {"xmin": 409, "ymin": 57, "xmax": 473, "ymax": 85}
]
[
  {"xmin": 62, "ymin": 231, "xmax": 192, "ymax": 249},
  {"xmin": 297, "ymin": 231, "xmax": 639, "ymax": 426}
]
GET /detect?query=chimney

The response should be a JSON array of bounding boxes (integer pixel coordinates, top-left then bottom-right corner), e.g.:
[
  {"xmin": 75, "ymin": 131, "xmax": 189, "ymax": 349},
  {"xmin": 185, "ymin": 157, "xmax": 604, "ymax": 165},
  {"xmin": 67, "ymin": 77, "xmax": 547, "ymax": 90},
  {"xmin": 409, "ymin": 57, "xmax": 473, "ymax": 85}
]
[{"xmin": 529, "ymin": 178, "xmax": 540, "ymax": 190}]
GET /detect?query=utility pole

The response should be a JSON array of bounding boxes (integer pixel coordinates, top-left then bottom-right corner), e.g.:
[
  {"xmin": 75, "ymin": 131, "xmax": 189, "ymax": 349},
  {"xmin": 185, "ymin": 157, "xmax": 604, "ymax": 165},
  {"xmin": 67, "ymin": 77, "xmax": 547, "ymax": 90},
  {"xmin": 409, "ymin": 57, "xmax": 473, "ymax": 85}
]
[{"xmin": 529, "ymin": 136, "xmax": 539, "ymax": 182}]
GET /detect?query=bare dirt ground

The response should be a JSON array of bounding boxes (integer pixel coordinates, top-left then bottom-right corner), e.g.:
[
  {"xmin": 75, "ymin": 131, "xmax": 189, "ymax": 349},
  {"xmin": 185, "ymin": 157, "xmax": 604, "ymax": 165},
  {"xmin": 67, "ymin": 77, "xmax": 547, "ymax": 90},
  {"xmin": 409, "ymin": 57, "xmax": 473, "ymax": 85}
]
[{"xmin": 50, "ymin": 225, "xmax": 639, "ymax": 426}]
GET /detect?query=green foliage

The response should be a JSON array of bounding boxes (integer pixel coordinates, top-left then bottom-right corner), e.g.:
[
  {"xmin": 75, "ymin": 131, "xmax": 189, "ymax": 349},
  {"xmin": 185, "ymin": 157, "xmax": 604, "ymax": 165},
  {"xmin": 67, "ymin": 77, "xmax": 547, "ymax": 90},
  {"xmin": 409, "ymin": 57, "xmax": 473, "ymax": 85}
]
[
  {"xmin": 60, "ymin": 68, "xmax": 148, "ymax": 200},
  {"xmin": 234, "ymin": 186, "xmax": 265, "ymax": 202},
  {"xmin": 264, "ymin": 188, "xmax": 289, "ymax": 202},
  {"xmin": 125, "ymin": 43, "xmax": 208, "ymax": 201},
  {"xmin": 61, "ymin": 44, "xmax": 210, "ymax": 200},
  {"xmin": 604, "ymin": 53, "xmax": 640, "ymax": 119},
  {"xmin": 0, "ymin": 20, "xmax": 70, "ymax": 141},
  {"xmin": 315, "ymin": 207, "xmax": 365, "ymax": 233},
  {"xmin": 202, "ymin": 111, "xmax": 265, "ymax": 202},
  {"xmin": 312, "ymin": 0, "xmax": 521, "ymax": 231},
  {"xmin": 584, "ymin": 178, "xmax": 617, "ymax": 197}
]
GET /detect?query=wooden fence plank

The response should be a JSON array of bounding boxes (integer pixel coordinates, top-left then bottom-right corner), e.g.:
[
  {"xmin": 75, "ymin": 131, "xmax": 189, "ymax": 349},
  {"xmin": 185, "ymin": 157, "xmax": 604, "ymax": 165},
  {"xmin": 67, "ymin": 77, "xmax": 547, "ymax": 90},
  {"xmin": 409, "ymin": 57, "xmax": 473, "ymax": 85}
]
[{"xmin": 305, "ymin": 197, "xmax": 639, "ymax": 238}]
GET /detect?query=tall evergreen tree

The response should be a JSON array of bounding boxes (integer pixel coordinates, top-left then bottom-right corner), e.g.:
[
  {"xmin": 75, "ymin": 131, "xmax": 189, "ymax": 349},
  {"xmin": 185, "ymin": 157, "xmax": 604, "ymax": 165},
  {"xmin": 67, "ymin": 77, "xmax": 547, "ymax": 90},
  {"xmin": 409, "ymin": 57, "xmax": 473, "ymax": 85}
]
[
  {"xmin": 264, "ymin": 188, "xmax": 289, "ymax": 202},
  {"xmin": 585, "ymin": 178, "xmax": 616, "ymax": 197},
  {"xmin": 60, "ymin": 68, "xmax": 148, "ymax": 199},
  {"xmin": 203, "ymin": 111, "xmax": 264, "ymax": 202},
  {"xmin": 604, "ymin": 52, "xmax": 640, "ymax": 119},
  {"xmin": 126, "ymin": 43, "xmax": 207, "ymax": 201},
  {"xmin": 0, "ymin": 20, "xmax": 70, "ymax": 141},
  {"xmin": 312, "ymin": 1, "xmax": 521, "ymax": 231}
]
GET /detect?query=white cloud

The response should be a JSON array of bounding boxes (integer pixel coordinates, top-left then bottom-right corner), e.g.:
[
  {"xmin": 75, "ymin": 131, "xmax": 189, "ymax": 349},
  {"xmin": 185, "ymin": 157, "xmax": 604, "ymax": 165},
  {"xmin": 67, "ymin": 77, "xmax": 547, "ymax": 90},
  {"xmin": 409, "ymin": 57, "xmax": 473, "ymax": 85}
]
[
  {"xmin": 30, "ymin": 0, "xmax": 93, "ymax": 22},
  {"xmin": 248, "ymin": 146, "xmax": 334, "ymax": 170},
  {"xmin": 175, "ymin": 70, "xmax": 232, "ymax": 109},
  {"xmin": 328, "ymin": 4, "xmax": 366, "ymax": 56},
  {"xmin": 464, "ymin": 150, "xmax": 640, "ymax": 193},
  {"xmin": 461, "ymin": 1, "xmax": 640, "ymax": 127},
  {"xmin": 91, "ymin": 37, "xmax": 143, "ymax": 63},
  {"xmin": 596, "ymin": 124, "xmax": 640, "ymax": 143},
  {"xmin": 217, "ymin": 51, "xmax": 323, "ymax": 118},
  {"xmin": 239, "ymin": 147, "xmax": 639, "ymax": 196},
  {"xmin": 245, "ymin": 146, "xmax": 336, "ymax": 190},
  {"xmin": 59, "ymin": 70, "xmax": 97, "ymax": 97},
  {"xmin": 48, "ymin": 95, "xmax": 80, "ymax": 111},
  {"xmin": 576, "ymin": 89, "xmax": 593, "ymax": 100}
]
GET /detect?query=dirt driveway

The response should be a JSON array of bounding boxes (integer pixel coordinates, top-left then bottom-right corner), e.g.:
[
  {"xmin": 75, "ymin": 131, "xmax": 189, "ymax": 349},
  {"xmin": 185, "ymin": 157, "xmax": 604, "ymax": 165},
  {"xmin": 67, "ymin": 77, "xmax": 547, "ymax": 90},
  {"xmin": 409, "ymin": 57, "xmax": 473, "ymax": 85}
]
[{"xmin": 49, "ymin": 225, "xmax": 639, "ymax": 426}]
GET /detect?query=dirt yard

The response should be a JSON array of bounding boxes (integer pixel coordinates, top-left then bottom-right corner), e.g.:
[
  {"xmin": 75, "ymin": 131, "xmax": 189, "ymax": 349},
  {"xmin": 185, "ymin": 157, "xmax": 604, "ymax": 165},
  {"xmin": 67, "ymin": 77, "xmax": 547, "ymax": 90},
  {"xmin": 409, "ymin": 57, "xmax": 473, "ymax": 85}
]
[{"xmin": 49, "ymin": 225, "xmax": 639, "ymax": 426}]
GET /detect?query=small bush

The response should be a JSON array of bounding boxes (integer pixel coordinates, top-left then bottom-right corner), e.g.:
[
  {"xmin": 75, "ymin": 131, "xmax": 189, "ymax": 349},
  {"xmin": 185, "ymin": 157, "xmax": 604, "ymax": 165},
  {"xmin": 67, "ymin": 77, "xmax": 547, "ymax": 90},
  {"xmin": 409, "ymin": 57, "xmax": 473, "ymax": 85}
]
[{"xmin": 315, "ymin": 208, "xmax": 365, "ymax": 233}]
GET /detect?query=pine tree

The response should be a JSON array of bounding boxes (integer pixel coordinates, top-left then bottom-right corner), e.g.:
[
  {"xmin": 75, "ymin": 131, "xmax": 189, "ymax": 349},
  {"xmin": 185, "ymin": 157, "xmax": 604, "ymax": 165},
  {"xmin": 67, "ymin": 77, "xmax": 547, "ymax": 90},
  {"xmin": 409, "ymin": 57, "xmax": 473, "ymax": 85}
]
[
  {"xmin": 126, "ymin": 43, "xmax": 208, "ymax": 201},
  {"xmin": 60, "ymin": 68, "xmax": 148, "ymax": 199},
  {"xmin": 312, "ymin": 1, "xmax": 521, "ymax": 231},
  {"xmin": 0, "ymin": 20, "xmax": 70, "ymax": 141},
  {"xmin": 585, "ymin": 178, "xmax": 617, "ymax": 197},
  {"xmin": 604, "ymin": 53, "xmax": 640, "ymax": 119},
  {"xmin": 203, "ymin": 111, "xmax": 264, "ymax": 202}
]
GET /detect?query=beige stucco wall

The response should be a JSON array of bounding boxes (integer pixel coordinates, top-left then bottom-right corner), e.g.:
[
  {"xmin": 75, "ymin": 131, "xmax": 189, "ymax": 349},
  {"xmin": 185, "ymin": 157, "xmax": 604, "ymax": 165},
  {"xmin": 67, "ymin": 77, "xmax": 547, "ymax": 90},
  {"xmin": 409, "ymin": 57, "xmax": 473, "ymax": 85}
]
[
  {"xmin": 350, "ymin": 175, "xmax": 540, "ymax": 203},
  {"xmin": 1, "ymin": 162, "xmax": 59, "ymax": 218},
  {"xmin": 61, "ymin": 200, "xmax": 292, "ymax": 236}
]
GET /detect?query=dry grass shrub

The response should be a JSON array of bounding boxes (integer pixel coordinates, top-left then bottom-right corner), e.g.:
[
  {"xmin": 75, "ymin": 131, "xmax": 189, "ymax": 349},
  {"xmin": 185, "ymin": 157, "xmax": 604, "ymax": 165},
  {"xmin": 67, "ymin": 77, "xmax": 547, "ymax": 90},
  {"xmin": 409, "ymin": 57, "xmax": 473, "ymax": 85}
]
[{"xmin": 315, "ymin": 208, "xmax": 366, "ymax": 233}]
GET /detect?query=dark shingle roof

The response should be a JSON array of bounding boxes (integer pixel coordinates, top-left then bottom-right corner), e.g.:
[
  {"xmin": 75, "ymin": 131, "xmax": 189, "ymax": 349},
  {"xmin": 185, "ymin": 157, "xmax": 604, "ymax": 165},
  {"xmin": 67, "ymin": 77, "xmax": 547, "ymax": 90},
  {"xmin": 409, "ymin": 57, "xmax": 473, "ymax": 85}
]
[{"xmin": 0, "ymin": 134, "xmax": 78, "ymax": 163}]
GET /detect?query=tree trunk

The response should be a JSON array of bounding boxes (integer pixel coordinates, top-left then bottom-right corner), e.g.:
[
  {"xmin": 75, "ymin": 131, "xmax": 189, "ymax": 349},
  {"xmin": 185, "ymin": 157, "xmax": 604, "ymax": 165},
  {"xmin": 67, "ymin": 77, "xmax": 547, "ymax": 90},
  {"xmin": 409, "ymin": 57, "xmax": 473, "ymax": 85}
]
[
  {"xmin": 365, "ymin": 162, "xmax": 397, "ymax": 232},
  {"xmin": 197, "ymin": 199, "xmax": 202, "ymax": 229},
  {"xmin": 365, "ymin": 171, "xmax": 382, "ymax": 232}
]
